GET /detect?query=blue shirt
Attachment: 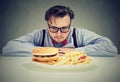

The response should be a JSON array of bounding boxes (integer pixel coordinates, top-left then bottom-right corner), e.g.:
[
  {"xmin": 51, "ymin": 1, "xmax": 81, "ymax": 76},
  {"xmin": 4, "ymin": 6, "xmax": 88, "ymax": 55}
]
[{"xmin": 2, "ymin": 28, "xmax": 118, "ymax": 56}]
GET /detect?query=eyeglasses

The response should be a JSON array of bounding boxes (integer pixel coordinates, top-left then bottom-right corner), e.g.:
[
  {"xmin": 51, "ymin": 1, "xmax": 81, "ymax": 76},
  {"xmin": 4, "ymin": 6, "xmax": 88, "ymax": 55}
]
[{"xmin": 48, "ymin": 25, "xmax": 70, "ymax": 33}]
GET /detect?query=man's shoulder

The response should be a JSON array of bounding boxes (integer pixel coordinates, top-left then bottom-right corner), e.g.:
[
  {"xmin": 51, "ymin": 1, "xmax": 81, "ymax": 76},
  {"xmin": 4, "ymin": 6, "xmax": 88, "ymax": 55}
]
[
  {"xmin": 72, "ymin": 27, "xmax": 85, "ymax": 33},
  {"xmin": 72, "ymin": 27, "xmax": 92, "ymax": 36},
  {"xmin": 73, "ymin": 27, "xmax": 85, "ymax": 30},
  {"xmin": 33, "ymin": 28, "xmax": 47, "ymax": 33}
]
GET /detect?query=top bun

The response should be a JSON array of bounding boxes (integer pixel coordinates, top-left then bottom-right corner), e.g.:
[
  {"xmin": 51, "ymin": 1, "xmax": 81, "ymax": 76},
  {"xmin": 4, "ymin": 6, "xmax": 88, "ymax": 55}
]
[{"xmin": 32, "ymin": 47, "xmax": 58, "ymax": 56}]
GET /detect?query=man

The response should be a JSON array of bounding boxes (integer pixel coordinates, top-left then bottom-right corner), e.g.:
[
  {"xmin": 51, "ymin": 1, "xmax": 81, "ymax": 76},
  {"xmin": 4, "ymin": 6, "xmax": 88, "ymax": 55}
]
[{"xmin": 2, "ymin": 5, "xmax": 118, "ymax": 56}]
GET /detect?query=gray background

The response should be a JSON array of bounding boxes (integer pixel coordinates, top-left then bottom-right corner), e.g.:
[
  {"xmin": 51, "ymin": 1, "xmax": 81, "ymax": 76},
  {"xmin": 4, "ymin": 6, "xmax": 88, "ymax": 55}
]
[{"xmin": 0, "ymin": 0, "xmax": 120, "ymax": 54}]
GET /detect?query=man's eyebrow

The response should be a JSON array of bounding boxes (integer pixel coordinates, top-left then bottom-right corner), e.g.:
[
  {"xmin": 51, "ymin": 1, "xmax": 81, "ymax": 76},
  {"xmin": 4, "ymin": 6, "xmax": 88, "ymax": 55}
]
[
  {"xmin": 50, "ymin": 26, "xmax": 70, "ymax": 28},
  {"xmin": 50, "ymin": 24, "xmax": 70, "ymax": 27}
]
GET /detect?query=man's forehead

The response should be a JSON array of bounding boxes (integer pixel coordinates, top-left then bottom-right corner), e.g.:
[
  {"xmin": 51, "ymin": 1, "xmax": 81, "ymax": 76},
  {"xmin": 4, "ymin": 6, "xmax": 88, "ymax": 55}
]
[{"xmin": 48, "ymin": 15, "xmax": 71, "ymax": 26}]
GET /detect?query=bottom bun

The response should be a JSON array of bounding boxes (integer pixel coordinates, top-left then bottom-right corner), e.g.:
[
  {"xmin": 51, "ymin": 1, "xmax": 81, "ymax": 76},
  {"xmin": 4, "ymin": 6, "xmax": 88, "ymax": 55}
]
[{"xmin": 32, "ymin": 60, "xmax": 58, "ymax": 65}]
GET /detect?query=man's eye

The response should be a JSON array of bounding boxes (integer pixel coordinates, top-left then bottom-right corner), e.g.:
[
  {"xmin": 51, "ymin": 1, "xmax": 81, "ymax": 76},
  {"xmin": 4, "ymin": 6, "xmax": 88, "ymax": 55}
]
[
  {"xmin": 51, "ymin": 27, "xmax": 58, "ymax": 30},
  {"xmin": 61, "ymin": 27, "xmax": 68, "ymax": 30}
]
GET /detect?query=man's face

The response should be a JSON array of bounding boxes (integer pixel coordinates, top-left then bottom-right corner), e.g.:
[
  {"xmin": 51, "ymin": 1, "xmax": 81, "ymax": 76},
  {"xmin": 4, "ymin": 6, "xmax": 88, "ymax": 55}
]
[{"xmin": 48, "ymin": 15, "xmax": 71, "ymax": 43}]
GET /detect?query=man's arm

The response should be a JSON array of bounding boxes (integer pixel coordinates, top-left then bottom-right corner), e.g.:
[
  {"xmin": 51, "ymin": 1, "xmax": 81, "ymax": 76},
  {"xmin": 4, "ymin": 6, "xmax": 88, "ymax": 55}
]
[
  {"xmin": 2, "ymin": 29, "xmax": 43, "ymax": 56},
  {"xmin": 75, "ymin": 28, "xmax": 118, "ymax": 57}
]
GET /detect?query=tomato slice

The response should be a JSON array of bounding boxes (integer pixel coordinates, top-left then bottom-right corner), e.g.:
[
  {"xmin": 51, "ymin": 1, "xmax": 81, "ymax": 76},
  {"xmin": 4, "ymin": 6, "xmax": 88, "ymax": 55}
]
[{"xmin": 78, "ymin": 55, "xmax": 86, "ymax": 60}]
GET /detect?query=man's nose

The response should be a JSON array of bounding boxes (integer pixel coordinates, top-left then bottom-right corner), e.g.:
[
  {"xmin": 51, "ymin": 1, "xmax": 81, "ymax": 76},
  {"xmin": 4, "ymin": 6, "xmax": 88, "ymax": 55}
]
[{"xmin": 57, "ymin": 30, "xmax": 62, "ymax": 36}]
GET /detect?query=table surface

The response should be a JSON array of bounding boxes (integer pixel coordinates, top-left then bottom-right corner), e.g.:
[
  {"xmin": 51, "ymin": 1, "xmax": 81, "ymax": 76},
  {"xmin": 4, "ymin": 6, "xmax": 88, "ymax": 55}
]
[{"xmin": 0, "ymin": 54, "xmax": 120, "ymax": 82}]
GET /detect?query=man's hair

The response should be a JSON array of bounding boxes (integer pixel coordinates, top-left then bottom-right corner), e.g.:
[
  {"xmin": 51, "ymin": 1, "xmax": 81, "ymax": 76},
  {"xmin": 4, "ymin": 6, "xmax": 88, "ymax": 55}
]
[{"xmin": 45, "ymin": 5, "xmax": 74, "ymax": 21}]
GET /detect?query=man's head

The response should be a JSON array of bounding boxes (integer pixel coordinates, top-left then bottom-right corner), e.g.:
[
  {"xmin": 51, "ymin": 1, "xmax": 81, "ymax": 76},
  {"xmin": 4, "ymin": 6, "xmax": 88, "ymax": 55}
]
[{"xmin": 45, "ymin": 5, "xmax": 74, "ymax": 43}]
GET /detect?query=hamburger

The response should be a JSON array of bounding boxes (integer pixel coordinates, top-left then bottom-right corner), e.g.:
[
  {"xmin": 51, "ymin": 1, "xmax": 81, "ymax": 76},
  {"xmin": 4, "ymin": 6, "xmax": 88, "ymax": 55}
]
[{"xmin": 32, "ymin": 47, "xmax": 59, "ymax": 64}]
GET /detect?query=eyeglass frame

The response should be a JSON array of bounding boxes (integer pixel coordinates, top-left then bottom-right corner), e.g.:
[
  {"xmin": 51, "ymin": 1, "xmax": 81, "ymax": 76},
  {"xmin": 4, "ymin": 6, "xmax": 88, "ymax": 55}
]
[{"xmin": 48, "ymin": 24, "xmax": 71, "ymax": 33}]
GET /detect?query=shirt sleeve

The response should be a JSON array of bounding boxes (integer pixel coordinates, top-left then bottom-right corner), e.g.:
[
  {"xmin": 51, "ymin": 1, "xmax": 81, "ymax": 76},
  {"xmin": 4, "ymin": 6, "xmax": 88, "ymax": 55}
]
[
  {"xmin": 2, "ymin": 29, "xmax": 43, "ymax": 56},
  {"xmin": 75, "ymin": 28, "xmax": 118, "ymax": 57}
]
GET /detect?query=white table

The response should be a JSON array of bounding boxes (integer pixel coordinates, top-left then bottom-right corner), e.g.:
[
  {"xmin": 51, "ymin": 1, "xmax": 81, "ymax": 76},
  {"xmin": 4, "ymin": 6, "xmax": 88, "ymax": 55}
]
[{"xmin": 0, "ymin": 55, "xmax": 120, "ymax": 82}]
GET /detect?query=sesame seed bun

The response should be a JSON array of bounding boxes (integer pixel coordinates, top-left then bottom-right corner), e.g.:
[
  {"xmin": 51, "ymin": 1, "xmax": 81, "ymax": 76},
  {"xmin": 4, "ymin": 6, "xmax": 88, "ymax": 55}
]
[{"xmin": 32, "ymin": 47, "xmax": 58, "ymax": 56}]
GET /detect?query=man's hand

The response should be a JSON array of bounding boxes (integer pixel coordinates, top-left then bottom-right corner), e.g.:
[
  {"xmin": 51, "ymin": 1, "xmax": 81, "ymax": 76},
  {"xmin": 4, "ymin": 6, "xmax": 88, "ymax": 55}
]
[{"xmin": 58, "ymin": 47, "xmax": 75, "ymax": 55}]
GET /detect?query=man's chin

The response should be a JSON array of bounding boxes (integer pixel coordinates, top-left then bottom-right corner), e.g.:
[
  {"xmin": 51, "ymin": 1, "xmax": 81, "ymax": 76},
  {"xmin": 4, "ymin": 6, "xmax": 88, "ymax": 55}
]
[
  {"xmin": 55, "ymin": 40, "xmax": 63, "ymax": 43},
  {"xmin": 56, "ymin": 41, "xmax": 62, "ymax": 43}
]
